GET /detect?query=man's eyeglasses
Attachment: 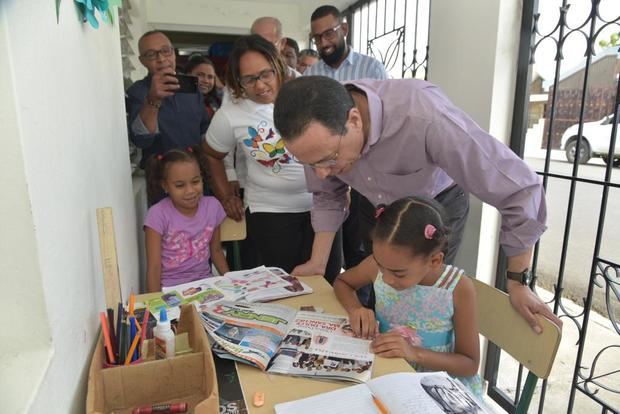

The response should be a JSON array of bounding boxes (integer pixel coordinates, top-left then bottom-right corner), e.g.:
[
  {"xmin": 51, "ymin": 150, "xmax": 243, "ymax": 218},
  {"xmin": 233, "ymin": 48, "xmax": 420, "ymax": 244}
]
[
  {"xmin": 140, "ymin": 46, "xmax": 174, "ymax": 61},
  {"xmin": 296, "ymin": 128, "xmax": 345, "ymax": 168},
  {"xmin": 312, "ymin": 24, "xmax": 342, "ymax": 45},
  {"xmin": 239, "ymin": 68, "xmax": 276, "ymax": 88}
]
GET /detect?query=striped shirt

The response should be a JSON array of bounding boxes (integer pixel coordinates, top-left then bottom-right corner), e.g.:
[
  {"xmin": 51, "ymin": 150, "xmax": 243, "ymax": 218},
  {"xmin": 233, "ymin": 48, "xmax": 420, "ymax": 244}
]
[{"xmin": 304, "ymin": 49, "xmax": 388, "ymax": 80}]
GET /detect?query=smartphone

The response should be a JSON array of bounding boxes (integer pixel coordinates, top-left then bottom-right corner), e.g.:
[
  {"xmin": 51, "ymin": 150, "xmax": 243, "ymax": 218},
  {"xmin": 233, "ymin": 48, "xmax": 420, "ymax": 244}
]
[{"xmin": 174, "ymin": 73, "xmax": 198, "ymax": 94}]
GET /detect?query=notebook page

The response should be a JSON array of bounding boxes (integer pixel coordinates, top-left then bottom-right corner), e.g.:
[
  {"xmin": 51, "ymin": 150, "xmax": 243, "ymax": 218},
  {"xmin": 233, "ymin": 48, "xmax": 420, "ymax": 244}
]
[
  {"xmin": 274, "ymin": 383, "xmax": 379, "ymax": 414},
  {"xmin": 369, "ymin": 372, "xmax": 489, "ymax": 413}
]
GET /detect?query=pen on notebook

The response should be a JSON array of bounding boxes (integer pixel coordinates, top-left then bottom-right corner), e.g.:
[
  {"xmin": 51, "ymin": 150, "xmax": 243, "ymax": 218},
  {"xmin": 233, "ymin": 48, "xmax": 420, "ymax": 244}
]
[{"xmin": 371, "ymin": 392, "xmax": 389, "ymax": 414}]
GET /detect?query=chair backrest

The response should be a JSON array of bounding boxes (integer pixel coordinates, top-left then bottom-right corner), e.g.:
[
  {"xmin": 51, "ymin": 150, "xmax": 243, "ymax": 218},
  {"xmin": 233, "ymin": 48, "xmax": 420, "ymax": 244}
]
[
  {"xmin": 470, "ymin": 278, "xmax": 561, "ymax": 379},
  {"xmin": 220, "ymin": 217, "xmax": 247, "ymax": 242}
]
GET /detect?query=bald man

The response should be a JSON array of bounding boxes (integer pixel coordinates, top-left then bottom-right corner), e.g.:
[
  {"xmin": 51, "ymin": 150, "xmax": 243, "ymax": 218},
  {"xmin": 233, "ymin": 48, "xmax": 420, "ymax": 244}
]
[{"xmin": 251, "ymin": 16, "xmax": 301, "ymax": 79}]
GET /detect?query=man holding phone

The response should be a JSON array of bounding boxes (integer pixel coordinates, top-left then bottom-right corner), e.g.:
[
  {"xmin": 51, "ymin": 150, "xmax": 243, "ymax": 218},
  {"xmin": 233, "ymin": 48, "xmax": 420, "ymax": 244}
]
[{"xmin": 126, "ymin": 30, "xmax": 210, "ymax": 170}]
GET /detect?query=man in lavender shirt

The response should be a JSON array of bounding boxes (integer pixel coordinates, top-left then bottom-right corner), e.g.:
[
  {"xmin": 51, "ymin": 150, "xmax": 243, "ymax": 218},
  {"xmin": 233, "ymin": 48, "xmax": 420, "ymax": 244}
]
[{"xmin": 273, "ymin": 76, "xmax": 562, "ymax": 333}]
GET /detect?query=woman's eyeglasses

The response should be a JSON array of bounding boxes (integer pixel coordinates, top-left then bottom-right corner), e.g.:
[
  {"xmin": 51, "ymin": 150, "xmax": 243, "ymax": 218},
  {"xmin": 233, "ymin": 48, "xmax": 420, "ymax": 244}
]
[{"xmin": 239, "ymin": 68, "xmax": 276, "ymax": 88}]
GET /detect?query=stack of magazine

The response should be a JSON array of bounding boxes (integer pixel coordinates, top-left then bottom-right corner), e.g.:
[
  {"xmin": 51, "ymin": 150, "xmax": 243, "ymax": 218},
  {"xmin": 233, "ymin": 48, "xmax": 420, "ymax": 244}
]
[
  {"xmin": 139, "ymin": 266, "xmax": 313, "ymax": 320},
  {"xmin": 200, "ymin": 301, "xmax": 375, "ymax": 383}
]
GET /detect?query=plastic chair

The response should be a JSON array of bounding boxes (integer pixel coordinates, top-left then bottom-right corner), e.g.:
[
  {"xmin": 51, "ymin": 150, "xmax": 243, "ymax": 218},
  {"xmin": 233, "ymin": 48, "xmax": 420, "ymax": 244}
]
[
  {"xmin": 220, "ymin": 217, "xmax": 246, "ymax": 271},
  {"xmin": 471, "ymin": 278, "xmax": 562, "ymax": 414}
]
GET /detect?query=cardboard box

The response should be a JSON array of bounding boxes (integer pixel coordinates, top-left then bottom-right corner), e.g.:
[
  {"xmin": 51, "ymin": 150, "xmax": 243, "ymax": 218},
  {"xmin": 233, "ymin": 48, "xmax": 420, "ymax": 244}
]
[{"xmin": 86, "ymin": 305, "xmax": 218, "ymax": 413}]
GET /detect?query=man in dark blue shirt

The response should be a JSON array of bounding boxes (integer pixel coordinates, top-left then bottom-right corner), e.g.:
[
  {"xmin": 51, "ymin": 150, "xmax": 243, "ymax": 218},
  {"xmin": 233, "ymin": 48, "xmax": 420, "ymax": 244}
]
[{"xmin": 126, "ymin": 30, "xmax": 210, "ymax": 169}]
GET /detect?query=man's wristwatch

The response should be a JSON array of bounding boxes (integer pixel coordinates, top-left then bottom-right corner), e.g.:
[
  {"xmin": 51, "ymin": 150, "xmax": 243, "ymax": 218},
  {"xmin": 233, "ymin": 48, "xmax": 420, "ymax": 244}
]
[{"xmin": 506, "ymin": 268, "xmax": 533, "ymax": 285}]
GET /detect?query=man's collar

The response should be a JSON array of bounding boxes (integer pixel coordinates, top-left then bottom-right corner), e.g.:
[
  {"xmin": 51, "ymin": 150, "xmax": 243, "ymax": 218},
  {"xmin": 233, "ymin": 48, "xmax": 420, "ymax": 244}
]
[{"xmin": 346, "ymin": 81, "xmax": 382, "ymax": 155}]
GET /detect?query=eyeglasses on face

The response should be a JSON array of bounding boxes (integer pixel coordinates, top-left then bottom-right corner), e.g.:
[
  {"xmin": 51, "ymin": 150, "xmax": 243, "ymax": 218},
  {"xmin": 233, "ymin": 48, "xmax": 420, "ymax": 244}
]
[
  {"xmin": 141, "ymin": 45, "xmax": 174, "ymax": 61},
  {"xmin": 312, "ymin": 24, "xmax": 342, "ymax": 44},
  {"xmin": 239, "ymin": 68, "xmax": 276, "ymax": 88},
  {"xmin": 294, "ymin": 127, "xmax": 346, "ymax": 168}
]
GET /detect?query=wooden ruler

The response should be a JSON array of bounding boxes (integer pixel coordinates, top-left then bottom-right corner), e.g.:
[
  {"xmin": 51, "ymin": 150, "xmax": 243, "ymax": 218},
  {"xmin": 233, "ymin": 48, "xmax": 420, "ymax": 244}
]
[{"xmin": 96, "ymin": 207, "xmax": 122, "ymax": 309}]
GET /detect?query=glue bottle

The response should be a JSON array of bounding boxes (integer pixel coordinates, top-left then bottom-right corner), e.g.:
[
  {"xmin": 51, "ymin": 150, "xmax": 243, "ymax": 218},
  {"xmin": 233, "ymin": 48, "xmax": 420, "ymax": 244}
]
[{"xmin": 154, "ymin": 308, "xmax": 175, "ymax": 359}]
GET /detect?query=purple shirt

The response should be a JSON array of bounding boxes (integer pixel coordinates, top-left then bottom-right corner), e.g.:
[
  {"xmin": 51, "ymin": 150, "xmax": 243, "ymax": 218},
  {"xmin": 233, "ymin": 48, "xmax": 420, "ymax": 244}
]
[
  {"xmin": 144, "ymin": 196, "xmax": 226, "ymax": 287},
  {"xmin": 307, "ymin": 79, "xmax": 547, "ymax": 256}
]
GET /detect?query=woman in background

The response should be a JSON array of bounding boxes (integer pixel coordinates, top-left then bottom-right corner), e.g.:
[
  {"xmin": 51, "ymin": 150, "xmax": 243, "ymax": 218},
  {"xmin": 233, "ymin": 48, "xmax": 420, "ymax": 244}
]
[{"xmin": 185, "ymin": 55, "xmax": 223, "ymax": 119}]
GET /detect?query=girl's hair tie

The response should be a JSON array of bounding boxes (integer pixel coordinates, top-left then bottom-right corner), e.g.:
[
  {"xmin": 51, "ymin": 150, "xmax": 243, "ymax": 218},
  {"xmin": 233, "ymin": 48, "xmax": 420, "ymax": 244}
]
[
  {"xmin": 374, "ymin": 206, "xmax": 385, "ymax": 219},
  {"xmin": 424, "ymin": 224, "xmax": 437, "ymax": 240},
  {"xmin": 186, "ymin": 146, "xmax": 194, "ymax": 153},
  {"xmin": 156, "ymin": 154, "xmax": 163, "ymax": 161}
]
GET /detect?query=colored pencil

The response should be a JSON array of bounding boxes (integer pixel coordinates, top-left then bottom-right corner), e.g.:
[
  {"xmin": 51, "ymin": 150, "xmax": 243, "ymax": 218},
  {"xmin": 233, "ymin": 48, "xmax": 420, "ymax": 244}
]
[
  {"xmin": 107, "ymin": 308, "xmax": 117, "ymax": 356},
  {"xmin": 125, "ymin": 329, "xmax": 141, "ymax": 365},
  {"xmin": 139, "ymin": 307, "xmax": 150, "ymax": 359},
  {"xmin": 115, "ymin": 302, "xmax": 123, "ymax": 361},
  {"xmin": 140, "ymin": 306, "xmax": 150, "ymax": 342},
  {"xmin": 129, "ymin": 291, "xmax": 135, "ymax": 316},
  {"xmin": 130, "ymin": 316, "xmax": 138, "ymax": 361},
  {"xmin": 99, "ymin": 312, "xmax": 116, "ymax": 364}
]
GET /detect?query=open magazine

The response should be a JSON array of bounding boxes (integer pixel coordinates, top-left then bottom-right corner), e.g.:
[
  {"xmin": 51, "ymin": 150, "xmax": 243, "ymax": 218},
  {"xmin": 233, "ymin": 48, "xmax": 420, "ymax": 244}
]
[
  {"xmin": 138, "ymin": 266, "xmax": 313, "ymax": 321},
  {"xmin": 200, "ymin": 301, "xmax": 375, "ymax": 383},
  {"xmin": 274, "ymin": 371, "xmax": 491, "ymax": 414}
]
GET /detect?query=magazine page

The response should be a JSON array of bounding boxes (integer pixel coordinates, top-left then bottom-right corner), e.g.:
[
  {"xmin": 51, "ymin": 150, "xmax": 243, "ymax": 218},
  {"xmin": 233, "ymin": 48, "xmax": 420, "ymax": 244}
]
[
  {"xmin": 215, "ymin": 266, "xmax": 294, "ymax": 301},
  {"xmin": 274, "ymin": 372, "xmax": 491, "ymax": 414},
  {"xmin": 243, "ymin": 267, "xmax": 313, "ymax": 302},
  {"xmin": 139, "ymin": 291, "xmax": 183, "ymax": 322},
  {"xmin": 162, "ymin": 278, "xmax": 229, "ymax": 306},
  {"xmin": 200, "ymin": 301, "xmax": 297, "ymax": 370},
  {"xmin": 267, "ymin": 311, "xmax": 374, "ymax": 383}
]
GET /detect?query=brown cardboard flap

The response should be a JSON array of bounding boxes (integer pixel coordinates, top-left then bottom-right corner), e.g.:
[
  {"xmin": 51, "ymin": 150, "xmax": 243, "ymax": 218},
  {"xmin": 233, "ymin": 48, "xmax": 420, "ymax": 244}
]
[{"xmin": 86, "ymin": 305, "xmax": 218, "ymax": 414}]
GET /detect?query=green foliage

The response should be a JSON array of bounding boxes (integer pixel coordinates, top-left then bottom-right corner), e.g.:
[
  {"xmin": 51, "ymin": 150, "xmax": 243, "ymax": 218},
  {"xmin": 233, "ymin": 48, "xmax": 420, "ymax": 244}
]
[{"xmin": 599, "ymin": 32, "xmax": 620, "ymax": 48}]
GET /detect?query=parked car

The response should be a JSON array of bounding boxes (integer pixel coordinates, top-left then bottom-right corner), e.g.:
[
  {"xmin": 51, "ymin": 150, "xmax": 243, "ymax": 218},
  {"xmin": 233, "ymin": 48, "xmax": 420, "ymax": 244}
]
[{"xmin": 560, "ymin": 115, "xmax": 620, "ymax": 166}]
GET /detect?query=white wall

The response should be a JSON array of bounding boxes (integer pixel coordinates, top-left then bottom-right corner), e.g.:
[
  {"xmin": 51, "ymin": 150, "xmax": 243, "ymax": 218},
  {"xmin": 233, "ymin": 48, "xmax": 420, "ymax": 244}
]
[
  {"xmin": 428, "ymin": 0, "xmax": 521, "ymax": 283},
  {"xmin": 1, "ymin": 0, "xmax": 140, "ymax": 412},
  {"xmin": 146, "ymin": 0, "xmax": 306, "ymax": 45},
  {"xmin": 144, "ymin": 0, "xmax": 357, "ymax": 50}
]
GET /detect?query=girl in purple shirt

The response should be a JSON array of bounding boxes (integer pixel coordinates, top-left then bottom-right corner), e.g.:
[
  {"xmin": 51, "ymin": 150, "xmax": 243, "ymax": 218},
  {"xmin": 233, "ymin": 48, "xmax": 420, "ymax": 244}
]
[{"xmin": 144, "ymin": 148, "xmax": 229, "ymax": 291}]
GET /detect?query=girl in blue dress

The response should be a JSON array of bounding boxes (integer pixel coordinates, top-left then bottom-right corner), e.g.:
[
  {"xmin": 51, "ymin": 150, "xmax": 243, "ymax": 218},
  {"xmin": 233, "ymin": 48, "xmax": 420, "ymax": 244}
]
[{"xmin": 334, "ymin": 196, "xmax": 483, "ymax": 397}]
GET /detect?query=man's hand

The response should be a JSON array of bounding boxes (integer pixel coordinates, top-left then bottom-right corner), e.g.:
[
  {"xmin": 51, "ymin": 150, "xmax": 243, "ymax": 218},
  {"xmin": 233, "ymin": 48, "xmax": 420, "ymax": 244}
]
[
  {"xmin": 291, "ymin": 260, "xmax": 326, "ymax": 277},
  {"xmin": 147, "ymin": 67, "xmax": 179, "ymax": 104},
  {"xmin": 507, "ymin": 280, "xmax": 562, "ymax": 333},
  {"xmin": 221, "ymin": 194, "xmax": 244, "ymax": 221},
  {"xmin": 348, "ymin": 306, "xmax": 377, "ymax": 339}
]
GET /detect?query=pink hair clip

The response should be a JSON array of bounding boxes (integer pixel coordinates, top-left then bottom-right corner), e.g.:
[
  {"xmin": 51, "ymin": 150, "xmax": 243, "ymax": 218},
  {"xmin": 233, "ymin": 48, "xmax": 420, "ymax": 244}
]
[
  {"xmin": 156, "ymin": 154, "xmax": 163, "ymax": 161},
  {"xmin": 375, "ymin": 207, "xmax": 385, "ymax": 219},
  {"xmin": 424, "ymin": 224, "xmax": 437, "ymax": 240},
  {"xmin": 186, "ymin": 146, "xmax": 194, "ymax": 153}
]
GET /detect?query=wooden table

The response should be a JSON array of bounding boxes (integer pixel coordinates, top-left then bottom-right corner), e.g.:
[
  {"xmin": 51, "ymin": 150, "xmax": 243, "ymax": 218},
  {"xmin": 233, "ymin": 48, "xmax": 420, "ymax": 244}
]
[{"xmin": 236, "ymin": 275, "xmax": 414, "ymax": 413}]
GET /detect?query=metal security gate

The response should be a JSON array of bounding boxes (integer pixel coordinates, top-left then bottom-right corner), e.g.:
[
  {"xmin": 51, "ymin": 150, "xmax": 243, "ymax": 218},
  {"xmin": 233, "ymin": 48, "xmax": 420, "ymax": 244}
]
[
  {"xmin": 343, "ymin": 0, "xmax": 430, "ymax": 80},
  {"xmin": 491, "ymin": 0, "xmax": 620, "ymax": 412}
]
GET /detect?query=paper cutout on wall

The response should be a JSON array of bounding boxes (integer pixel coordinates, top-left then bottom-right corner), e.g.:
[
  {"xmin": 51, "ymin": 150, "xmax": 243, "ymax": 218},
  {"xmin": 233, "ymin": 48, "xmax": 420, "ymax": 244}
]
[{"xmin": 55, "ymin": 0, "xmax": 121, "ymax": 28}]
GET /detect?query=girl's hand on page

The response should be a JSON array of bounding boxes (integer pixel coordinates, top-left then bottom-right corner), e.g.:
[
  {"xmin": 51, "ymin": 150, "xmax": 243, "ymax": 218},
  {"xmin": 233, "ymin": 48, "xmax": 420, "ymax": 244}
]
[
  {"xmin": 371, "ymin": 332, "xmax": 418, "ymax": 362},
  {"xmin": 349, "ymin": 307, "xmax": 377, "ymax": 339}
]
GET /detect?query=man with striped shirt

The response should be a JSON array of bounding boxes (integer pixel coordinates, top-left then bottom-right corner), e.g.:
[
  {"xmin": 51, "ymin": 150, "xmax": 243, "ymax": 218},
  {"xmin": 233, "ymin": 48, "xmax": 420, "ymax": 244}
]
[{"xmin": 304, "ymin": 5, "xmax": 387, "ymax": 80}]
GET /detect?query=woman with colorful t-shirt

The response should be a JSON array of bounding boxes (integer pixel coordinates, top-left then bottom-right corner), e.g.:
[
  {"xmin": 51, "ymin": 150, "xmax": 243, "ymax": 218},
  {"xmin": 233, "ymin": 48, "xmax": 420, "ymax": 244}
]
[
  {"xmin": 144, "ymin": 148, "xmax": 229, "ymax": 291},
  {"xmin": 204, "ymin": 35, "xmax": 339, "ymax": 276}
]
